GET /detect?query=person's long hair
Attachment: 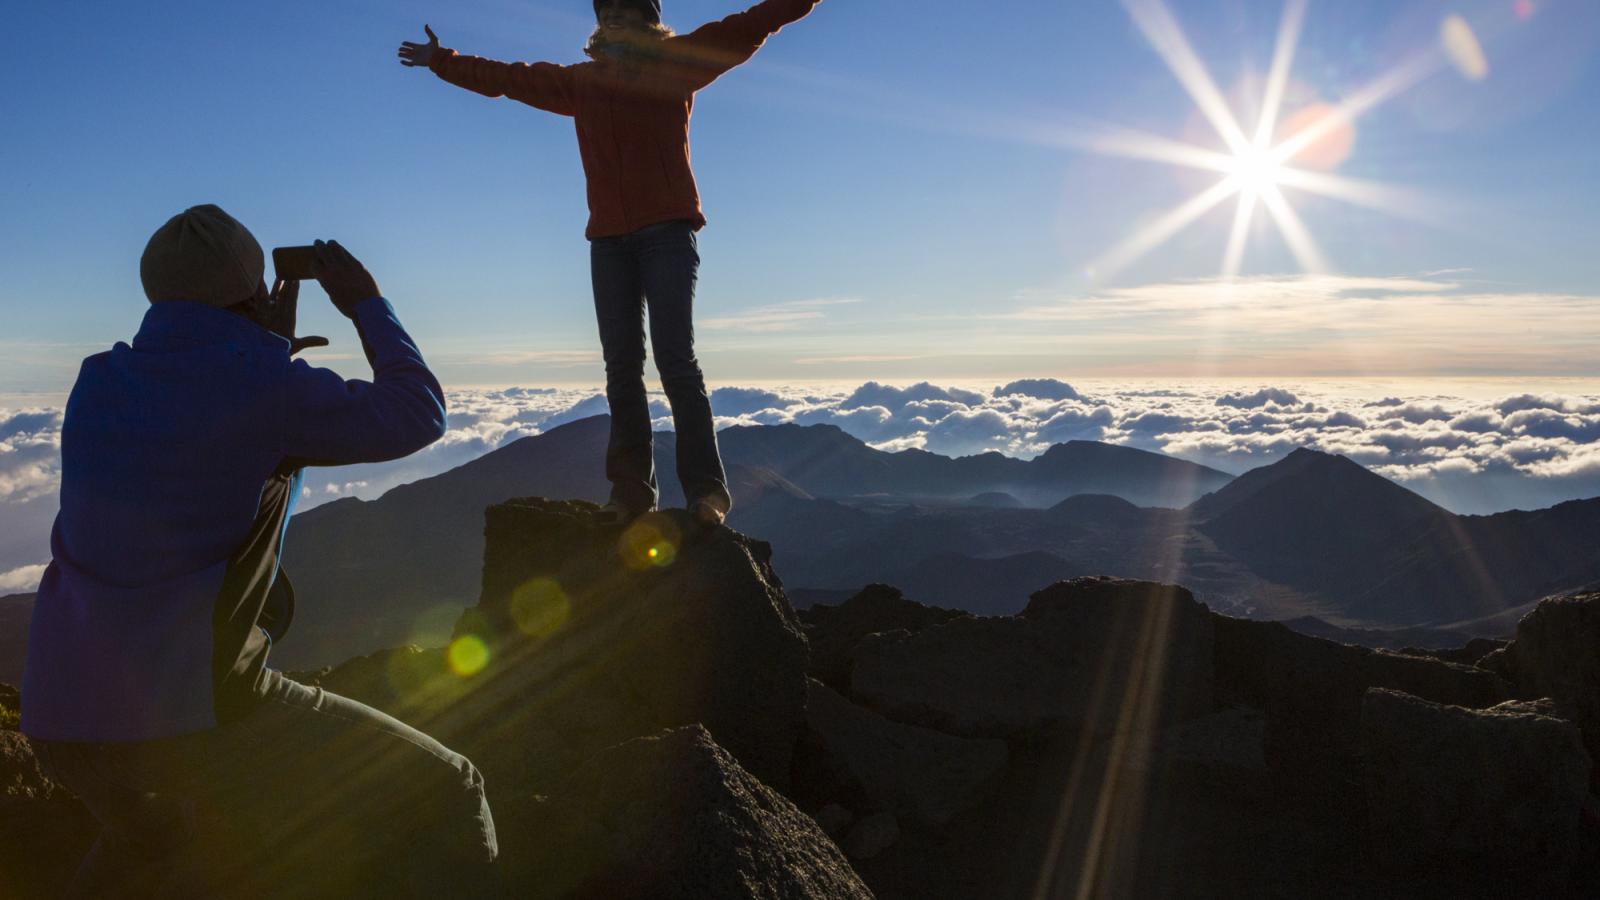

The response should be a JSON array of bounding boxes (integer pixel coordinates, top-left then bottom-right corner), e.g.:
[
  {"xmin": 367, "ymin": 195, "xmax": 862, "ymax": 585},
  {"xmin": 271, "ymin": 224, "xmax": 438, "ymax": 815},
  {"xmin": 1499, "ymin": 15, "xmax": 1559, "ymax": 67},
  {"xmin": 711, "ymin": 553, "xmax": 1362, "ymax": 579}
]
[{"xmin": 584, "ymin": 22, "xmax": 676, "ymax": 61}]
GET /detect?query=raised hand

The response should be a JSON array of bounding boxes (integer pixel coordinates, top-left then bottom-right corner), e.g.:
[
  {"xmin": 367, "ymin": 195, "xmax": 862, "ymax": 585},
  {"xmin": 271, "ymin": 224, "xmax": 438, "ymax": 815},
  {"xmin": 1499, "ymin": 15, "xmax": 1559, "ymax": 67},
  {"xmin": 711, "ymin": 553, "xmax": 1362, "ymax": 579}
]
[
  {"xmin": 398, "ymin": 25, "xmax": 441, "ymax": 68},
  {"xmin": 265, "ymin": 278, "xmax": 330, "ymax": 356},
  {"xmin": 312, "ymin": 240, "xmax": 382, "ymax": 319}
]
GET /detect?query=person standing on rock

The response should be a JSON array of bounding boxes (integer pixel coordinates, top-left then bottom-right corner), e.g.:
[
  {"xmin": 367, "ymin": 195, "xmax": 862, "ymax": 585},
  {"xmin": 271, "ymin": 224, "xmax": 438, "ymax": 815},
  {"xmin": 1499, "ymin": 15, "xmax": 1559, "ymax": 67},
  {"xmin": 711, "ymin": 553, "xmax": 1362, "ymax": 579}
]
[
  {"xmin": 20, "ymin": 205, "xmax": 498, "ymax": 897},
  {"xmin": 398, "ymin": 0, "xmax": 827, "ymax": 526}
]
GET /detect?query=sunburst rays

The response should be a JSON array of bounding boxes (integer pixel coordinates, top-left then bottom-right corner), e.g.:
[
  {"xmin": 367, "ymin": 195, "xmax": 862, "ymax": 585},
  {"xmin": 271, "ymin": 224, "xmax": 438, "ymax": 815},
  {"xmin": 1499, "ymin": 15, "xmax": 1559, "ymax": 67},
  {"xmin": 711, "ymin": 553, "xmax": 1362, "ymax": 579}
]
[{"xmin": 1087, "ymin": 0, "xmax": 1448, "ymax": 282}]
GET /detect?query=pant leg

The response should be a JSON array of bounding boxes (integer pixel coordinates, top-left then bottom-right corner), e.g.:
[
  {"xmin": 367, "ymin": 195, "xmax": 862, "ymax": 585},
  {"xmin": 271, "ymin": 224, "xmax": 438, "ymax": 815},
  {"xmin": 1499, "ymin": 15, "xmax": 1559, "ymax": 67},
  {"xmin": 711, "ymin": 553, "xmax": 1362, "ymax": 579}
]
[
  {"xmin": 55, "ymin": 671, "xmax": 499, "ymax": 899},
  {"xmin": 591, "ymin": 234, "xmax": 657, "ymax": 512},
  {"xmin": 637, "ymin": 221, "xmax": 731, "ymax": 511},
  {"xmin": 31, "ymin": 741, "xmax": 196, "ymax": 900}
]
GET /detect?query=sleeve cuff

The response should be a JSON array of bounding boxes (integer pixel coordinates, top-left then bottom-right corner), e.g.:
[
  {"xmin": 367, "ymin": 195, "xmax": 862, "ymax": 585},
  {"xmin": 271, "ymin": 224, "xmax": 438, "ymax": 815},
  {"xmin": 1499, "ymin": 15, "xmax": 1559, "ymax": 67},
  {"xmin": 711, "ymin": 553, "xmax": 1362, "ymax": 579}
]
[{"xmin": 429, "ymin": 48, "xmax": 457, "ymax": 74}]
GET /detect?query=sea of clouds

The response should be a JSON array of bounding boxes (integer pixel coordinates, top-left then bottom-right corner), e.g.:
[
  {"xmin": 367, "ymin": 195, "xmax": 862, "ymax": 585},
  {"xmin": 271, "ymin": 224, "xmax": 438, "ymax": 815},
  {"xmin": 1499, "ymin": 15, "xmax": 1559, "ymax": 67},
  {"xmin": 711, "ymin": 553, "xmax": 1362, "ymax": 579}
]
[{"xmin": 4, "ymin": 378, "xmax": 1600, "ymax": 591}]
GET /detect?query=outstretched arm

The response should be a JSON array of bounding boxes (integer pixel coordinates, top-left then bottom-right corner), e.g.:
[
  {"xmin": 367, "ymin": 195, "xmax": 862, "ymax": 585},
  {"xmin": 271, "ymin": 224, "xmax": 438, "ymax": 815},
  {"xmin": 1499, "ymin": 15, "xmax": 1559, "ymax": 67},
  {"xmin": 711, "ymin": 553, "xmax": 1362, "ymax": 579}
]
[
  {"xmin": 397, "ymin": 24, "xmax": 577, "ymax": 117},
  {"xmin": 674, "ymin": 0, "xmax": 824, "ymax": 91}
]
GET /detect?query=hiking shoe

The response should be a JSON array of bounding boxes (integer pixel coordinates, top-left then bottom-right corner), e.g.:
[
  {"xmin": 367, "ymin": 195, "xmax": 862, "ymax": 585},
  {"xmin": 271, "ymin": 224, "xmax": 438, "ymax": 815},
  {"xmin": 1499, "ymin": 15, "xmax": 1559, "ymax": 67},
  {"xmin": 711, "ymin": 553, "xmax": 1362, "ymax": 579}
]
[
  {"xmin": 596, "ymin": 501, "xmax": 649, "ymax": 525},
  {"xmin": 689, "ymin": 496, "xmax": 728, "ymax": 528}
]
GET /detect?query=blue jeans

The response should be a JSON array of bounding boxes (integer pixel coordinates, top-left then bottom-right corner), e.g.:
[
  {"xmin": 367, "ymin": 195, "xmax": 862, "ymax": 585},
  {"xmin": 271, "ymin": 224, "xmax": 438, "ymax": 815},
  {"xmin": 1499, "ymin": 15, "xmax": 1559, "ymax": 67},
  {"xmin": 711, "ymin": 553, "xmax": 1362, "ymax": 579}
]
[
  {"xmin": 34, "ymin": 670, "xmax": 498, "ymax": 899},
  {"xmin": 591, "ymin": 220, "xmax": 731, "ymax": 513}
]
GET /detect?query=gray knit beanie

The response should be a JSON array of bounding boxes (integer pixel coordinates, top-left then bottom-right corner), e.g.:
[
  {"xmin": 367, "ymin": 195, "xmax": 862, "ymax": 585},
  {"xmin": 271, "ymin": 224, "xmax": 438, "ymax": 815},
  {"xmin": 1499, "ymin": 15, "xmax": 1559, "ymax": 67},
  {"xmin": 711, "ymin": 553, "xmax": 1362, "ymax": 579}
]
[
  {"xmin": 594, "ymin": 0, "xmax": 661, "ymax": 24},
  {"xmin": 140, "ymin": 204, "xmax": 264, "ymax": 307}
]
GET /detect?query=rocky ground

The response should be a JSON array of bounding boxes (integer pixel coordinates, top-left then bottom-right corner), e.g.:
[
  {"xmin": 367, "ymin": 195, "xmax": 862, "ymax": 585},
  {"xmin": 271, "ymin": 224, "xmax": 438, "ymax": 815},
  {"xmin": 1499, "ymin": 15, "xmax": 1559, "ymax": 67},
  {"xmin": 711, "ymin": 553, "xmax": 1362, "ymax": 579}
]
[{"xmin": 5, "ymin": 497, "xmax": 1600, "ymax": 897}]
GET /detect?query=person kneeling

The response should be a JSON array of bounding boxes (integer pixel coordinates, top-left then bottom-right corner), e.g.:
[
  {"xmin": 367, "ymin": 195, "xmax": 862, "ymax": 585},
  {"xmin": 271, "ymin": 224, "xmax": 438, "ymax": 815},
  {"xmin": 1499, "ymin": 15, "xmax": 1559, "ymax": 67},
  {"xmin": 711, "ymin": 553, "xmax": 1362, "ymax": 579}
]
[{"xmin": 20, "ymin": 205, "xmax": 497, "ymax": 898}]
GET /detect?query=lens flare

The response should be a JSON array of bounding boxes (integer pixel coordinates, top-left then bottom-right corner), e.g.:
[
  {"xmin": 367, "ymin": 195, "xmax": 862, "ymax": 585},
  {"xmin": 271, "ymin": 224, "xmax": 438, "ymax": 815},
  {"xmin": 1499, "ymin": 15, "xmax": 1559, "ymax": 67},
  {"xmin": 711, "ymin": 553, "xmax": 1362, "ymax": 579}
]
[
  {"xmin": 510, "ymin": 577, "xmax": 572, "ymax": 638},
  {"xmin": 447, "ymin": 634, "xmax": 491, "ymax": 677},
  {"xmin": 619, "ymin": 513, "xmax": 682, "ymax": 571},
  {"xmin": 1442, "ymin": 15, "xmax": 1490, "ymax": 82}
]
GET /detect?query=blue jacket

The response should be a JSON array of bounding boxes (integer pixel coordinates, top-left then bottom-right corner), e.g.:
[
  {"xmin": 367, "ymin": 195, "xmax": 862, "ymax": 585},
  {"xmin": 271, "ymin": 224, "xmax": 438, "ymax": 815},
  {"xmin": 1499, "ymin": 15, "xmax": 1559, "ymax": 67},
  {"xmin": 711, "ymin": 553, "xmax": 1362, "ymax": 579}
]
[{"xmin": 21, "ymin": 297, "xmax": 446, "ymax": 742}]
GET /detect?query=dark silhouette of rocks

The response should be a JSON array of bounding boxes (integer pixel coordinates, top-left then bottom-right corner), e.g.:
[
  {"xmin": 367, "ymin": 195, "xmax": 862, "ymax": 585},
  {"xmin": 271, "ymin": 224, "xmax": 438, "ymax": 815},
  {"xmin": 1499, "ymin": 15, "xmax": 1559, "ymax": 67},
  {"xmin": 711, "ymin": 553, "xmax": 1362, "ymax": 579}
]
[
  {"xmin": 1494, "ymin": 590, "xmax": 1600, "ymax": 787},
  {"xmin": 850, "ymin": 578, "xmax": 1214, "ymax": 740},
  {"xmin": 1362, "ymin": 688, "xmax": 1590, "ymax": 882},
  {"xmin": 798, "ymin": 677, "xmax": 1008, "ymax": 828},
  {"xmin": 462, "ymin": 498, "xmax": 809, "ymax": 791},
  {"xmin": 1214, "ymin": 615, "xmax": 1510, "ymax": 766},
  {"xmin": 1, "ymin": 728, "xmax": 93, "ymax": 899},
  {"xmin": 518, "ymin": 724, "xmax": 872, "ymax": 900},
  {"xmin": 12, "ymin": 500, "xmax": 1600, "ymax": 897},
  {"xmin": 798, "ymin": 584, "xmax": 963, "ymax": 691}
]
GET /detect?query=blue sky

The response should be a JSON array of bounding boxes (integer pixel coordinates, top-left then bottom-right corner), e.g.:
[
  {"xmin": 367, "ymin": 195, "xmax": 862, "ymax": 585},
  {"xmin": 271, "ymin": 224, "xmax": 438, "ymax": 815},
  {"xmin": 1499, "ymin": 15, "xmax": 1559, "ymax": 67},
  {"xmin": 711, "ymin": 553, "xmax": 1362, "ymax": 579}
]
[
  {"xmin": 4, "ymin": 0, "xmax": 1600, "ymax": 587},
  {"xmin": 5, "ymin": 0, "xmax": 1600, "ymax": 394}
]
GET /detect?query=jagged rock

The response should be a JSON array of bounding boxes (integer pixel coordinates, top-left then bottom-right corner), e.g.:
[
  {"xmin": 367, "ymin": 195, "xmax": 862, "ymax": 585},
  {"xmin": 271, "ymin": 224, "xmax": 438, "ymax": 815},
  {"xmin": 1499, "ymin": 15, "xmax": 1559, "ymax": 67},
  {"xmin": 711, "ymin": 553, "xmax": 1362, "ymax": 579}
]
[
  {"xmin": 849, "ymin": 578, "xmax": 1213, "ymax": 739},
  {"xmin": 799, "ymin": 584, "xmax": 963, "ymax": 691},
  {"xmin": 1213, "ymin": 615, "xmax": 1511, "ymax": 765},
  {"xmin": 801, "ymin": 678, "xmax": 1008, "ymax": 827},
  {"xmin": 1361, "ymin": 688, "xmax": 1590, "ymax": 875},
  {"xmin": 843, "ymin": 812, "xmax": 900, "ymax": 861},
  {"xmin": 389, "ymin": 499, "xmax": 812, "ymax": 795},
  {"xmin": 1498, "ymin": 590, "xmax": 1600, "ymax": 784},
  {"xmin": 513, "ymin": 725, "xmax": 872, "ymax": 899},
  {"xmin": 0, "ymin": 730, "xmax": 95, "ymax": 899},
  {"xmin": 813, "ymin": 803, "xmax": 854, "ymax": 838}
]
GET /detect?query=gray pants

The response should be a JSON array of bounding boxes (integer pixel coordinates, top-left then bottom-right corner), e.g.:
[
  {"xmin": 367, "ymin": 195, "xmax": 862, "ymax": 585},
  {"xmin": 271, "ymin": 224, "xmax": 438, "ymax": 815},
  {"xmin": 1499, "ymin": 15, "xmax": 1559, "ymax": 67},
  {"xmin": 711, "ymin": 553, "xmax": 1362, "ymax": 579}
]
[{"xmin": 35, "ymin": 670, "xmax": 498, "ymax": 899}]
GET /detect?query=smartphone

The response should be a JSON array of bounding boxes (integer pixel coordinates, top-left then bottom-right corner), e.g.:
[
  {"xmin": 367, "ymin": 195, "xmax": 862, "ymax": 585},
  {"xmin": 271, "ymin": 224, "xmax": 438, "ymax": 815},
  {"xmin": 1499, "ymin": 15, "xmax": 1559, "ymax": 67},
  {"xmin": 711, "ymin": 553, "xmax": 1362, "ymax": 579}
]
[{"xmin": 272, "ymin": 246, "xmax": 319, "ymax": 281}]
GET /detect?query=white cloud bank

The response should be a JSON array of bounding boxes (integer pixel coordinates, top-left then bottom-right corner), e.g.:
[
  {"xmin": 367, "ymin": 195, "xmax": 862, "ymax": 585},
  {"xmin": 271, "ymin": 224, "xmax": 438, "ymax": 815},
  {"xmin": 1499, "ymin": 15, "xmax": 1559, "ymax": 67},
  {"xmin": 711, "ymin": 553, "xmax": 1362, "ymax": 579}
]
[{"xmin": 6, "ymin": 379, "xmax": 1600, "ymax": 573}]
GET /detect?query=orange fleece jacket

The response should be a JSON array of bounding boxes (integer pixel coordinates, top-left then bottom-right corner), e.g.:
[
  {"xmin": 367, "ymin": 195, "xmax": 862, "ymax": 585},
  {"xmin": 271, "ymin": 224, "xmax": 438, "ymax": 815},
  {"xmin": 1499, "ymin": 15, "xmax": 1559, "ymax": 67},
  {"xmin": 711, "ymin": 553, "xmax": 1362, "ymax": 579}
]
[{"xmin": 430, "ymin": 0, "xmax": 823, "ymax": 239}]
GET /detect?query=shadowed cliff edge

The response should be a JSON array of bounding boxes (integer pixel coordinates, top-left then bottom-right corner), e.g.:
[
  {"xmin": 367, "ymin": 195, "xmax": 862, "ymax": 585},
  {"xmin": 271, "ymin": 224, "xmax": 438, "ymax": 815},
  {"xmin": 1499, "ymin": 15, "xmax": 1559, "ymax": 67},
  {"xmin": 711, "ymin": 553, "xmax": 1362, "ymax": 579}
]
[{"xmin": 5, "ymin": 498, "xmax": 1600, "ymax": 898}]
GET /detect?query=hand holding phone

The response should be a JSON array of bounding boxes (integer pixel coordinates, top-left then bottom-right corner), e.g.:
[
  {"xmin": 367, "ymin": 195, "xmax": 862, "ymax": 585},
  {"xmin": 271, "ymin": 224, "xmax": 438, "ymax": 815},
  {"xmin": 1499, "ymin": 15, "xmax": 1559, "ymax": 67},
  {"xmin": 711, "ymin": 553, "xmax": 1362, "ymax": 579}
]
[
  {"xmin": 272, "ymin": 246, "xmax": 320, "ymax": 282},
  {"xmin": 274, "ymin": 242, "xmax": 381, "ymax": 319}
]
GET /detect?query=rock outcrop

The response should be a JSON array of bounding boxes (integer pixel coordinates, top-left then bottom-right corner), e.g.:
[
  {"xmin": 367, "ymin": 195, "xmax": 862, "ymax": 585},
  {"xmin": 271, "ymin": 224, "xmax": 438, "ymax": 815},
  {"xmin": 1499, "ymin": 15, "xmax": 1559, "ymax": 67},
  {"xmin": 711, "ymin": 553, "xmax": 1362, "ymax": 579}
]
[
  {"xmin": 1213, "ymin": 614, "xmax": 1511, "ymax": 765},
  {"xmin": 799, "ymin": 584, "xmax": 963, "ymax": 692},
  {"xmin": 850, "ymin": 578, "xmax": 1214, "ymax": 740},
  {"xmin": 798, "ymin": 678, "xmax": 1008, "ymax": 827},
  {"xmin": 1, "ymin": 729, "xmax": 94, "ymax": 899},
  {"xmin": 516, "ymin": 725, "xmax": 873, "ymax": 900},
  {"xmin": 316, "ymin": 499, "xmax": 811, "ymax": 799},
  {"xmin": 1361, "ymin": 688, "xmax": 1591, "ymax": 879},
  {"xmin": 1497, "ymin": 590, "xmax": 1600, "ymax": 785}
]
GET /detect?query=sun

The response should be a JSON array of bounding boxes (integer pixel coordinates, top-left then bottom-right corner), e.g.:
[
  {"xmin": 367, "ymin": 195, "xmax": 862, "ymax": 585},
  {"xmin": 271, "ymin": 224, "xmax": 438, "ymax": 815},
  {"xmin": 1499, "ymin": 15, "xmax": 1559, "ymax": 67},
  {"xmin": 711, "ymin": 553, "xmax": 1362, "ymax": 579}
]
[
  {"xmin": 1227, "ymin": 145, "xmax": 1284, "ymax": 196},
  {"xmin": 1082, "ymin": 0, "xmax": 1451, "ymax": 281}
]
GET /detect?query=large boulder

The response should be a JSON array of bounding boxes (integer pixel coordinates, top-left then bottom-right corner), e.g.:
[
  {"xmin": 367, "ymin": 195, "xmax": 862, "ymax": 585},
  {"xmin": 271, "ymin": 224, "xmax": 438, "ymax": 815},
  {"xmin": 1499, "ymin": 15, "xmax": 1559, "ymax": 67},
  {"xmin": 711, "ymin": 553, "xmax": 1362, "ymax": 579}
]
[
  {"xmin": 512, "ymin": 725, "xmax": 873, "ymax": 899},
  {"xmin": 799, "ymin": 584, "xmax": 963, "ymax": 692},
  {"xmin": 1498, "ymin": 590, "xmax": 1600, "ymax": 783},
  {"xmin": 799, "ymin": 678, "xmax": 1008, "ymax": 828},
  {"xmin": 1361, "ymin": 688, "xmax": 1591, "ymax": 879},
  {"xmin": 333, "ymin": 499, "xmax": 812, "ymax": 795},
  {"xmin": 0, "ymin": 729, "xmax": 95, "ymax": 899},
  {"xmin": 1213, "ymin": 615, "xmax": 1510, "ymax": 766},
  {"xmin": 850, "ymin": 578, "xmax": 1213, "ymax": 739}
]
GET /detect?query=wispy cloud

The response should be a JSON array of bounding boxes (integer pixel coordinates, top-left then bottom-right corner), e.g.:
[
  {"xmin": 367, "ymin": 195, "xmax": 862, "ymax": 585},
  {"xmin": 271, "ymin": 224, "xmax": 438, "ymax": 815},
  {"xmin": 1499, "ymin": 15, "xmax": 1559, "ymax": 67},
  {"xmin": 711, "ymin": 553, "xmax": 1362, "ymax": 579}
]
[
  {"xmin": 700, "ymin": 298, "xmax": 862, "ymax": 333},
  {"xmin": 794, "ymin": 354, "xmax": 922, "ymax": 365},
  {"xmin": 457, "ymin": 350, "xmax": 602, "ymax": 367},
  {"xmin": 983, "ymin": 274, "xmax": 1600, "ymax": 376}
]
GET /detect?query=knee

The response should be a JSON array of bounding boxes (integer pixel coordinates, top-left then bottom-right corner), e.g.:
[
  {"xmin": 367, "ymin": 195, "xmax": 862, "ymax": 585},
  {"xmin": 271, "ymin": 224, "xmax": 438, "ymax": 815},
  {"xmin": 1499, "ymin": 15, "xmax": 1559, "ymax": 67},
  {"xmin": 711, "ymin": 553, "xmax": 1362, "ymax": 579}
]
[
  {"xmin": 604, "ymin": 356, "xmax": 646, "ymax": 384},
  {"xmin": 655, "ymin": 357, "xmax": 704, "ymax": 387}
]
